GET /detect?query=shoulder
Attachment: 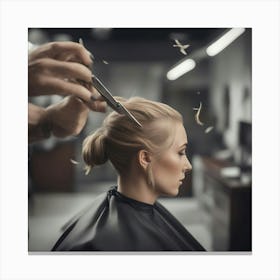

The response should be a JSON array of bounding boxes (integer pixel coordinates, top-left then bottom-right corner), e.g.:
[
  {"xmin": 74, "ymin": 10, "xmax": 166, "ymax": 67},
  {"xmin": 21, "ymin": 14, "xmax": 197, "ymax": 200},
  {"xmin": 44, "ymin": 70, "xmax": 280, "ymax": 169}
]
[{"xmin": 52, "ymin": 189, "xmax": 110, "ymax": 251}]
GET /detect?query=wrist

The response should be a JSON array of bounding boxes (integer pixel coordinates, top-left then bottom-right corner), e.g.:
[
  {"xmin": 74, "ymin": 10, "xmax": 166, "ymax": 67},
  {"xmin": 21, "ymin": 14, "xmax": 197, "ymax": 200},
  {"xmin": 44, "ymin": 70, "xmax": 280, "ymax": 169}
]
[
  {"xmin": 28, "ymin": 103, "xmax": 53, "ymax": 143},
  {"xmin": 42, "ymin": 108, "xmax": 53, "ymax": 139}
]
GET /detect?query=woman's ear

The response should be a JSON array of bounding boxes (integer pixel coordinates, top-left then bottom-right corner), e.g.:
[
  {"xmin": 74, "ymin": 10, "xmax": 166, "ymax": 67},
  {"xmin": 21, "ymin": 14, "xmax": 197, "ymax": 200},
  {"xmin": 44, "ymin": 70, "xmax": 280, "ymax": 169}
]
[{"xmin": 137, "ymin": 150, "xmax": 152, "ymax": 170}]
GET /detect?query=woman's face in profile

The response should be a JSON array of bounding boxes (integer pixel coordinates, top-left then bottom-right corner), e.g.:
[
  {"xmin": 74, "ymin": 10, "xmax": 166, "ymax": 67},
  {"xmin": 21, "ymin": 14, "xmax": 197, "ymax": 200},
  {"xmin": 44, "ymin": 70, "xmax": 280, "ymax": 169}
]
[{"xmin": 152, "ymin": 122, "xmax": 192, "ymax": 197}]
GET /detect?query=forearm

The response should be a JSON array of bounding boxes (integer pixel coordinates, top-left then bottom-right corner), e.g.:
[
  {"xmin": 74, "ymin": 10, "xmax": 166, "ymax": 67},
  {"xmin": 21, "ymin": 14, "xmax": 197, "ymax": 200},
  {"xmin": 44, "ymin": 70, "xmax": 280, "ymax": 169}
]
[{"xmin": 28, "ymin": 103, "xmax": 52, "ymax": 143}]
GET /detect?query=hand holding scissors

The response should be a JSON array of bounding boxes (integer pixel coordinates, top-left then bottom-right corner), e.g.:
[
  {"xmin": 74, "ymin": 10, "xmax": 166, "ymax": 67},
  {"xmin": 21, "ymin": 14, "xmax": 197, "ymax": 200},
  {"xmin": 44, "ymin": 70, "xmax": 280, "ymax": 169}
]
[{"xmin": 78, "ymin": 38, "xmax": 142, "ymax": 127}]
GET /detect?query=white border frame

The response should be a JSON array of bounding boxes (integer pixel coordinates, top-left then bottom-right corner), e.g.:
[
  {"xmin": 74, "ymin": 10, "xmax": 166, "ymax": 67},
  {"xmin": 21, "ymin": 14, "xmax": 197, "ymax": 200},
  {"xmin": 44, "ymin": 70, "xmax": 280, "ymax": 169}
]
[{"xmin": 1, "ymin": 0, "xmax": 279, "ymax": 279}]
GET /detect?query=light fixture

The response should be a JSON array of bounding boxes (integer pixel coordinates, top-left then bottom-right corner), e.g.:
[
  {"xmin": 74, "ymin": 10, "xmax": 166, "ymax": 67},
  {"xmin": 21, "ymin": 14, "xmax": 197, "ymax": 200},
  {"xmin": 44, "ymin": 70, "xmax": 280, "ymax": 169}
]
[
  {"xmin": 167, "ymin": 59, "xmax": 196, "ymax": 80},
  {"xmin": 91, "ymin": 28, "xmax": 113, "ymax": 40},
  {"xmin": 206, "ymin": 28, "xmax": 246, "ymax": 57}
]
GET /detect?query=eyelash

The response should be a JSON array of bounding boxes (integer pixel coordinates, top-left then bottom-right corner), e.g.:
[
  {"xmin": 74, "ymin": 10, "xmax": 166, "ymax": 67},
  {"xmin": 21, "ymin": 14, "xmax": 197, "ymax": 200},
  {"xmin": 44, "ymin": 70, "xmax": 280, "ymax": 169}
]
[{"xmin": 178, "ymin": 150, "xmax": 186, "ymax": 156}]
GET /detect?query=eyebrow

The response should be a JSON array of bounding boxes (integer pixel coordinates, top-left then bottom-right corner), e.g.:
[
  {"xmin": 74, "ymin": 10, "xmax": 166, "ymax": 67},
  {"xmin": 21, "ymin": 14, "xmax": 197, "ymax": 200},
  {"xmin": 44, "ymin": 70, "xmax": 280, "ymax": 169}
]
[{"xmin": 179, "ymin": 143, "xmax": 188, "ymax": 149}]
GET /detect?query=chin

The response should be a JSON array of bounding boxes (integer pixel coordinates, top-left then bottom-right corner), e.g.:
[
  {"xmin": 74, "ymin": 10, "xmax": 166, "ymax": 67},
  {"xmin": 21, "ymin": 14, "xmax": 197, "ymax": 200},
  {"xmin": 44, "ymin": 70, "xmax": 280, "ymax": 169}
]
[
  {"xmin": 155, "ymin": 183, "xmax": 180, "ymax": 197},
  {"xmin": 172, "ymin": 188, "xmax": 180, "ymax": 196},
  {"xmin": 161, "ymin": 188, "xmax": 179, "ymax": 197}
]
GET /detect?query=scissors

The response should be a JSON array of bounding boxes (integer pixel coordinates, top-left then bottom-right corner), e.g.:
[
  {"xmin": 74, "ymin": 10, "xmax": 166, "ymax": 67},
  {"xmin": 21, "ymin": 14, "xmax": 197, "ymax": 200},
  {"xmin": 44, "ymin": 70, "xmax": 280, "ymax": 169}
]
[
  {"xmin": 78, "ymin": 38, "xmax": 141, "ymax": 127},
  {"xmin": 91, "ymin": 75, "xmax": 142, "ymax": 127}
]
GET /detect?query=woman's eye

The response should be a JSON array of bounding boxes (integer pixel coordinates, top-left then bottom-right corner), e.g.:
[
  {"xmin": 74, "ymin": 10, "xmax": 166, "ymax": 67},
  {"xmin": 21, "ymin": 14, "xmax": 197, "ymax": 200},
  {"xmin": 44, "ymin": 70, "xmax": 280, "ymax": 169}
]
[{"xmin": 178, "ymin": 150, "xmax": 186, "ymax": 156}]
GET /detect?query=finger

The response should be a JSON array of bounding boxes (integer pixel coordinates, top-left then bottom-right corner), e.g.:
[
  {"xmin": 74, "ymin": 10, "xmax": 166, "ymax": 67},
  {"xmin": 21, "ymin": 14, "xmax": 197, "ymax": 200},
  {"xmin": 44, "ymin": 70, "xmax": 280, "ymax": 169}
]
[
  {"xmin": 68, "ymin": 96, "xmax": 90, "ymax": 125},
  {"xmin": 67, "ymin": 95, "xmax": 89, "ymax": 111},
  {"xmin": 41, "ymin": 77, "xmax": 93, "ymax": 102},
  {"xmin": 90, "ymin": 85, "xmax": 104, "ymax": 101},
  {"xmin": 30, "ymin": 41, "xmax": 93, "ymax": 67},
  {"xmin": 86, "ymin": 100, "xmax": 107, "ymax": 112},
  {"xmin": 40, "ymin": 58, "xmax": 92, "ymax": 83},
  {"xmin": 49, "ymin": 41, "xmax": 93, "ymax": 66},
  {"xmin": 68, "ymin": 80, "xmax": 104, "ymax": 102}
]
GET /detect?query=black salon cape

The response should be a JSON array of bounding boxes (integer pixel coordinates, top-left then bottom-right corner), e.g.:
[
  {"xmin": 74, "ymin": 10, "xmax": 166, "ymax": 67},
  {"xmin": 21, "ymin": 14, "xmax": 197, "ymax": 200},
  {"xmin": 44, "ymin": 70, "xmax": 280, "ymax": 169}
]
[{"xmin": 52, "ymin": 186, "xmax": 206, "ymax": 251}]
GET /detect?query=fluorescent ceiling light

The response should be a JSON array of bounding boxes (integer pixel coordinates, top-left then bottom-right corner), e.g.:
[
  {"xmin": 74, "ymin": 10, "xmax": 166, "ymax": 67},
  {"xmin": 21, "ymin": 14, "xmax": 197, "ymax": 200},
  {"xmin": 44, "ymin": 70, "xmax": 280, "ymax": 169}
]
[
  {"xmin": 167, "ymin": 59, "xmax": 196, "ymax": 80},
  {"xmin": 206, "ymin": 28, "xmax": 246, "ymax": 57}
]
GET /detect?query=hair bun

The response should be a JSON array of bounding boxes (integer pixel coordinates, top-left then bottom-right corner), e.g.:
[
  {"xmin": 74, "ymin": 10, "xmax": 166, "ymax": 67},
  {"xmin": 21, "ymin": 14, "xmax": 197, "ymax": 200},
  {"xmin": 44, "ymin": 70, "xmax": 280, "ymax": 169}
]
[{"xmin": 82, "ymin": 128, "xmax": 108, "ymax": 174}]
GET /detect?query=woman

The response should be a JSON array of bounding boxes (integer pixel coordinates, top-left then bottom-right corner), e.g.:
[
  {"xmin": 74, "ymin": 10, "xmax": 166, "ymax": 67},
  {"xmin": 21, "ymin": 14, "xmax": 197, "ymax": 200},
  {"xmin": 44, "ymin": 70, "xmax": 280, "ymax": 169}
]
[{"xmin": 52, "ymin": 97, "xmax": 205, "ymax": 251}]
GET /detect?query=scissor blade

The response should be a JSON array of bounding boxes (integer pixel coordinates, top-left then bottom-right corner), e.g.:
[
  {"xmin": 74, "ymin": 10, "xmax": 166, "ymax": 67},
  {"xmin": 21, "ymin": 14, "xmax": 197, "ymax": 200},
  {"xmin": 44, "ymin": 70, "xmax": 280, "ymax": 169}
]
[
  {"xmin": 91, "ymin": 75, "xmax": 121, "ymax": 111},
  {"xmin": 91, "ymin": 75, "xmax": 142, "ymax": 127},
  {"xmin": 118, "ymin": 104, "xmax": 142, "ymax": 127}
]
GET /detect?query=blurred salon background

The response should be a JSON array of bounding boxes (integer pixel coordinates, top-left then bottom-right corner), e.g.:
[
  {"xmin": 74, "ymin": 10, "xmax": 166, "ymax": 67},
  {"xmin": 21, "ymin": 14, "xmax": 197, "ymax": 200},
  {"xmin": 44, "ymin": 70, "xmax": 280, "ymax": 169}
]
[{"xmin": 28, "ymin": 28, "xmax": 252, "ymax": 252}]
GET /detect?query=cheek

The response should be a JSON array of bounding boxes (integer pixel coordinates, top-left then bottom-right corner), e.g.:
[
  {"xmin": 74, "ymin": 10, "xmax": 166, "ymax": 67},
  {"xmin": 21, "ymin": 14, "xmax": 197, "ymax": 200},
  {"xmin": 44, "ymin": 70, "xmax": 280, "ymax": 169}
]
[
  {"xmin": 153, "ymin": 154, "xmax": 181, "ymax": 179},
  {"xmin": 152, "ymin": 155, "xmax": 182, "ymax": 196}
]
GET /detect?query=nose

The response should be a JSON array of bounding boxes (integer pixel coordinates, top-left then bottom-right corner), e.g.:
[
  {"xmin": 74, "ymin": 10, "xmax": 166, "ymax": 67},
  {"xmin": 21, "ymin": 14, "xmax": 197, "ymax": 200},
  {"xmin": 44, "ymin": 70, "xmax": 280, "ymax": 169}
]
[{"xmin": 183, "ymin": 156, "xmax": 192, "ymax": 173}]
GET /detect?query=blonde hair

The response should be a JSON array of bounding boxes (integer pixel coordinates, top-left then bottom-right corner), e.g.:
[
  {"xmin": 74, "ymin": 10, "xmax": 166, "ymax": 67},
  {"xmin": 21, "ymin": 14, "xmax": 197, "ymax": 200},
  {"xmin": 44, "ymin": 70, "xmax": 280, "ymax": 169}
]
[{"xmin": 82, "ymin": 97, "xmax": 182, "ymax": 175}]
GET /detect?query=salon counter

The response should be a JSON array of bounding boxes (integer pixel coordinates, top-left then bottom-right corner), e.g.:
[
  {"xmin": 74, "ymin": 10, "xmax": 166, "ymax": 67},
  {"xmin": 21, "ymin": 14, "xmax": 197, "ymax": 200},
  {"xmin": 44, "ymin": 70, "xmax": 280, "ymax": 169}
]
[{"xmin": 198, "ymin": 156, "xmax": 252, "ymax": 251}]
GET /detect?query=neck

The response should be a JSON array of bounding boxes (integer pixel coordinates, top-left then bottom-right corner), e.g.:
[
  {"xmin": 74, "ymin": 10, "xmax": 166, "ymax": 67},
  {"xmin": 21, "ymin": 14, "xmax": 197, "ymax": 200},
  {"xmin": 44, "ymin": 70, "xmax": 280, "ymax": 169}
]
[{"xmin": 117, "ymin": 173, "xmax": 158, "ymax": 205}]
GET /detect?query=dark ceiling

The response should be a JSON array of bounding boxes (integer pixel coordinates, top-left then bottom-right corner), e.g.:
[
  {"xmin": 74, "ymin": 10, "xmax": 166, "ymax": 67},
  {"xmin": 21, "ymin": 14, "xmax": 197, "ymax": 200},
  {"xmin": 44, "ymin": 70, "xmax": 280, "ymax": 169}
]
[{"xmin": 30, "ymin": 28, "xmax": 228, "ymax": 63}]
